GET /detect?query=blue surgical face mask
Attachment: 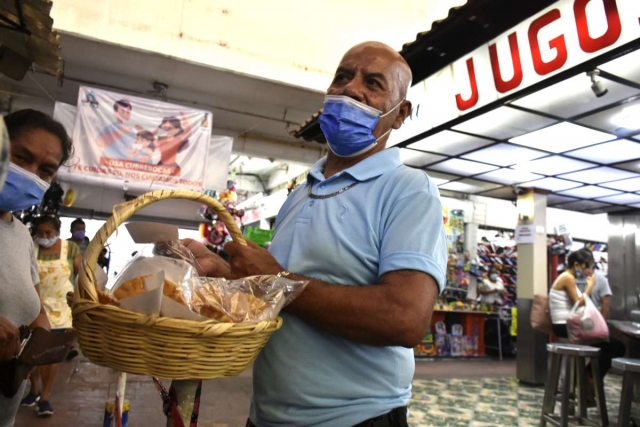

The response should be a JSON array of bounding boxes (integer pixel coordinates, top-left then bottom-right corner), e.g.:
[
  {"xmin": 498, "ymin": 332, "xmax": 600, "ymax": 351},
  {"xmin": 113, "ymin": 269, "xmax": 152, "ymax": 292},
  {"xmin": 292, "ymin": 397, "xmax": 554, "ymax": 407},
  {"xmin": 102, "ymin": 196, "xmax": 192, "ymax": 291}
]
[
  {"xmin": 0, "ymin": 163, "xmax": 50, "ymax": 212},
  {"xmin": 319, "ymin": 95, "xmax": 403, "ymax": 158}
]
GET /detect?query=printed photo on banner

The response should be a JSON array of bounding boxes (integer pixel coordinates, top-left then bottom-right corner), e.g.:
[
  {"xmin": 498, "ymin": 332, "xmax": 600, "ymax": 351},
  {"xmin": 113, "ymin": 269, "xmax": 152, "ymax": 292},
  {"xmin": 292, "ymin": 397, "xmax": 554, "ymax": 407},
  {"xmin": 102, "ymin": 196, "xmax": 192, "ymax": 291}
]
[{"xmin": 71, "ymin": 87, "xmax": 212, "ymax": 189}]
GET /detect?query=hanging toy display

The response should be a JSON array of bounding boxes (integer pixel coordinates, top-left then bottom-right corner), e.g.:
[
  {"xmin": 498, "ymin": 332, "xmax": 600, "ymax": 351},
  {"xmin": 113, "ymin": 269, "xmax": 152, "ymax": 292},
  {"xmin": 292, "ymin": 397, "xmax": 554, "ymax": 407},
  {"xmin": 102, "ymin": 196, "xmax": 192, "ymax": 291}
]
[
  {"xmin": 198, "ymin": 178, "xmax": 245, "ymax": 253},
  {"xmin": 17, "ymin": 180, "xmax": 65, "ymax": 226},
  {"xmin": 287, "ymin": 178, "xmax": 298, "ymax": 196},
  {"xmin": 64, "ymin": 187, "xmax": 76, "ymax": 207}
]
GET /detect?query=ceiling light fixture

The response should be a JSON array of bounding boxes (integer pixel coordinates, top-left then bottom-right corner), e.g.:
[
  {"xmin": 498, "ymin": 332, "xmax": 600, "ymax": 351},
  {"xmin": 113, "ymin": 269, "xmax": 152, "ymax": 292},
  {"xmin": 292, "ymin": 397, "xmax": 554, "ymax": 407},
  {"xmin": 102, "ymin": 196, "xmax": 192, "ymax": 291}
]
[{"xmin": 587, "ymin": 70, "xmax": 608, "ymax": 98}]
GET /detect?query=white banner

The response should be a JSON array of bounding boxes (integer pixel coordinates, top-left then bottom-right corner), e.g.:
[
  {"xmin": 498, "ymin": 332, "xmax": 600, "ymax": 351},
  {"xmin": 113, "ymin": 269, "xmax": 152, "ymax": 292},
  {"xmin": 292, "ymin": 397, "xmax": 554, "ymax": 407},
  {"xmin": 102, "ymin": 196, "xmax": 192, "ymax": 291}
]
[
  {"xmin": 65, "ymin": 87, "xmax": 214, "ymax": 190},
  {"xmin": 54, "ymin": 101, "xmax": 233, "ymax": 192}
]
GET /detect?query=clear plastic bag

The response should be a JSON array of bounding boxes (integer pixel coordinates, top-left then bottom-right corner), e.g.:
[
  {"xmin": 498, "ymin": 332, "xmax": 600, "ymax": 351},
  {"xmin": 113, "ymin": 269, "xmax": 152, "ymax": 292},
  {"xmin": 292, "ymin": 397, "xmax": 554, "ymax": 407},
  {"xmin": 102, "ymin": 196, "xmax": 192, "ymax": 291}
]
[
  {"xmin": 567, "ymin": 295, "xmax": 609, "ymax": 344},
  {"xmin": 191, "ymin": 276, "xmax": 308, "ymax": 323},
  {"xmin": 103, "ymin": 240, "xmax": 307, "ymax": 323},
  {"xmin": 108, "ymin": 240, "xmax": 200, "ymax": 307}
]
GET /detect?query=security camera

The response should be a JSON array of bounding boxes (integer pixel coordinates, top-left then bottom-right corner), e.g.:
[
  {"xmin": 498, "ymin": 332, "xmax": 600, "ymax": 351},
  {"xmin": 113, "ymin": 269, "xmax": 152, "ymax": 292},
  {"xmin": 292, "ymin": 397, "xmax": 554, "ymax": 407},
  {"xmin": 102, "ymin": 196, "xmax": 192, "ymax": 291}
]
[
  {"xmin": 588, "ymin": 70, "xmax": 608, "ymax": 98},
  {"xmin": 512, "ymin": 186, "xmax": 526, "ymax": 196}
]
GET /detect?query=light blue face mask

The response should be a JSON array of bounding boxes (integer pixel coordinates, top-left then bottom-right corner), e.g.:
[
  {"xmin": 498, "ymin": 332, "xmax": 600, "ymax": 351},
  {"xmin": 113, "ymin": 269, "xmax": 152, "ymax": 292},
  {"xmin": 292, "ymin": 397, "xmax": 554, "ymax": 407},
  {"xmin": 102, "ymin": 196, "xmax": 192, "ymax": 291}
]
[
  {"xmin": 318, "ymin": 95, "xmax": 402, "ymax": 158},
  {"xmin": 0, "ymin": 162, "xmax": 50, "ymax": 212}
]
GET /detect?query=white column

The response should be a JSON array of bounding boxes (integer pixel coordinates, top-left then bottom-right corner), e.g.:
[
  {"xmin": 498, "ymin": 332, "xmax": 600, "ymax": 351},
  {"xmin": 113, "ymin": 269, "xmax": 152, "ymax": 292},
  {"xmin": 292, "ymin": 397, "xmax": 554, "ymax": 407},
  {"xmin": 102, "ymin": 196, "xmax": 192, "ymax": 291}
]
[{"xmin": 516, "ymin": 189, "xmax": 549, "ymax": 384}]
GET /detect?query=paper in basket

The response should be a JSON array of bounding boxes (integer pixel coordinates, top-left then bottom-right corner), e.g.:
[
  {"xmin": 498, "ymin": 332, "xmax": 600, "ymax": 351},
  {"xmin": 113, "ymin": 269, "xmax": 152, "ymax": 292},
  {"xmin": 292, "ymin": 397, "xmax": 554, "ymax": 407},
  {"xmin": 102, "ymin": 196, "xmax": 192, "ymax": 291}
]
[{"xmin": 117, "ymin": 271, "xmax": 164, "ymax": 316}]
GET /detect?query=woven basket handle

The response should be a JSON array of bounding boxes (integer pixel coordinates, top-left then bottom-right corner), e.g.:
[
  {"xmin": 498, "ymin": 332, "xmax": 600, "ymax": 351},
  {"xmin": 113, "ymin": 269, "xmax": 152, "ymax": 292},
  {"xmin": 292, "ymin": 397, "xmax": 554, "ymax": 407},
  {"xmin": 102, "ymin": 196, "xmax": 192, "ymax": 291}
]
[{"xmin": 77, "ymin": 190, "xmax": 246, "ymax": 303}]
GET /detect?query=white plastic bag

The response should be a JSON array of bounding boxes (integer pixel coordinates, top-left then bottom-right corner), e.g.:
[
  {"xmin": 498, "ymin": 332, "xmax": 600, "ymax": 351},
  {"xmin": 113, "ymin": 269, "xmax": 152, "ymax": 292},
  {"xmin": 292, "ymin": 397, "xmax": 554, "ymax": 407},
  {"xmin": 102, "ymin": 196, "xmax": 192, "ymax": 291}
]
[{"xmin": 566, "ymin": 295, "xmax": 609, "ymax": 344}]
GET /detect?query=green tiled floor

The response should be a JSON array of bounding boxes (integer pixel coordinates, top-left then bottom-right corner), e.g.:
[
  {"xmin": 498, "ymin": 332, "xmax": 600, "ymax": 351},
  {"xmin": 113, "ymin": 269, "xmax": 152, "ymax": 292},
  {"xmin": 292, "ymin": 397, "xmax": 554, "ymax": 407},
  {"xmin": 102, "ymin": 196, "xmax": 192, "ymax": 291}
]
[{"xmin": 409, "ymin": 376, "xmax": 629, "ymax": 427}]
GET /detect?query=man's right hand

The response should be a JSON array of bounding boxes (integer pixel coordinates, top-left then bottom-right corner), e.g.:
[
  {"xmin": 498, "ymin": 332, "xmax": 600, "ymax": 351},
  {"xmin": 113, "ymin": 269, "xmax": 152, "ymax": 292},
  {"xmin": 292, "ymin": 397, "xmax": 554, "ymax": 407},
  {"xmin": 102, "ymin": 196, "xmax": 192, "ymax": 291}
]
[
  {"xmin": 0, "ymin": 317, "xmax": 20, "ymax": 361},
  {"xmin": 181, "ymin": 238, "xmax": 231, "ymax": 279}
]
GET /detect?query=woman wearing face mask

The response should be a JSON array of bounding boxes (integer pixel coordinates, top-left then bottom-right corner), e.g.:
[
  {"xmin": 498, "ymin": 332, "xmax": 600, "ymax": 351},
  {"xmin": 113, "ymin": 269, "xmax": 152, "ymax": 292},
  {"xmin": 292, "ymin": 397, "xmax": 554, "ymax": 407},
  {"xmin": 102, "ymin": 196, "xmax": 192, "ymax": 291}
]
[
  {"xmin": 0, "ymin": 109, "xmax": 72, "ymax": 426},
  {"xmin": 477, "ymin": 268, "xmax": 506, "ymax": 305},
  {"xmin": 549, "ymin": 248, "xmax": 608, "ymax": 403},
  {"xmin": 549, "ymin": 248, "xmax": 596, "ymax": 337},
  {"xmin": 20, "ymin": 215, "xmax": 80, "ymax": 416}
]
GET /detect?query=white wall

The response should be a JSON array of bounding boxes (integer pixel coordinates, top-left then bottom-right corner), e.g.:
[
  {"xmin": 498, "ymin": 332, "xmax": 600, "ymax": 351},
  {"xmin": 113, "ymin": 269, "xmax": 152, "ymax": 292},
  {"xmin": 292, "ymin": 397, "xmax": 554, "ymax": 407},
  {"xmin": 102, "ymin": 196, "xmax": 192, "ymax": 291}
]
[{"xmin": 470, "ymin": 195, "xmax": 609, "ymax": 242}]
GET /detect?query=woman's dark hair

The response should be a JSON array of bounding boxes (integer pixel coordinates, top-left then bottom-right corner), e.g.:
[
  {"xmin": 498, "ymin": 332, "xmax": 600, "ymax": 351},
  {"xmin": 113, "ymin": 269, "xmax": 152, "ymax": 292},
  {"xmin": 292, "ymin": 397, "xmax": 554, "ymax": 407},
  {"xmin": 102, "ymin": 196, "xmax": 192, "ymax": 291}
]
[
  {"xmin": 567, "ymin": 248, "xmax": 594, "ymax": 269},
  {"xmin": 4, "ymin": 109, "xmax": 73, "ymax": 166},
  {"xmin": 33, "ymin": 215, "xmax": 61, "ymax": 233}
]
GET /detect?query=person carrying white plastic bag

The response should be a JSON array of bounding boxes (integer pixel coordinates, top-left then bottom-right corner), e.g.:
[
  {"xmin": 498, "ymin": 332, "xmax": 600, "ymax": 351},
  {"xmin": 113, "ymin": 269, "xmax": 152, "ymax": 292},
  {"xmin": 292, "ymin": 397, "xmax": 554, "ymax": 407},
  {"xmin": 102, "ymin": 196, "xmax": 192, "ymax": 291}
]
[
  {"xmin": 549, "ymin": 248, "xmax": 624, "ymax": 398},
  {"xmin": 566, "ymin": 294, "xmax": 609, "ymax": 345}
]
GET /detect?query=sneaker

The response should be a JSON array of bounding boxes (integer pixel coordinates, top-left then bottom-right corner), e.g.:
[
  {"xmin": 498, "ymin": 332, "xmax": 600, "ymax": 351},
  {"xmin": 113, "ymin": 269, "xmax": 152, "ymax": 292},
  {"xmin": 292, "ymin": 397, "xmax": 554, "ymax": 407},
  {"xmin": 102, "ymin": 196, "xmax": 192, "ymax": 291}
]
[
  {"xmin": 36, "ymin": 400, "xmax": 54, "ymax": 417},
  {"xmin": 20, "ymin": 393, "xmax": 40, "ymax": 407}
]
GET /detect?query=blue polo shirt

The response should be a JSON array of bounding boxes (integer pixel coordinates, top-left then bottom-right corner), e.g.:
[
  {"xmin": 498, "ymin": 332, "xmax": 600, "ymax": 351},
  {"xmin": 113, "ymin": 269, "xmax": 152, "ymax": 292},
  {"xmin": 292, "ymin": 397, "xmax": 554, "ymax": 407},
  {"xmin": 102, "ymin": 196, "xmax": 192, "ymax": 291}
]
[{"xmin": 251, "ymin": 147, "xmax": 447, "ymax": 427}]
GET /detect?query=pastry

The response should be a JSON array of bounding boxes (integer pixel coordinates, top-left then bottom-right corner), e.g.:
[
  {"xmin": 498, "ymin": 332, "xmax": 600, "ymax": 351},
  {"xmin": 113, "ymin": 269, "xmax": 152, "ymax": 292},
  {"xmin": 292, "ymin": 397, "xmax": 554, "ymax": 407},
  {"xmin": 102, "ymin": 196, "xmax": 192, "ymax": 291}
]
[
  {"xmin": 163, "ymin": 279, "xmax": 188, "ymax": 306},
  {"xmin": 191, "ymin": 286, "xmax": 232, "ymax": 322},
  {"xmin": 228, "ymin": 292, "xmax": 269, "ymax": 322},
  {"xmin": 113, "ymin": 275, "xmax": 148, "ymax": 300}
]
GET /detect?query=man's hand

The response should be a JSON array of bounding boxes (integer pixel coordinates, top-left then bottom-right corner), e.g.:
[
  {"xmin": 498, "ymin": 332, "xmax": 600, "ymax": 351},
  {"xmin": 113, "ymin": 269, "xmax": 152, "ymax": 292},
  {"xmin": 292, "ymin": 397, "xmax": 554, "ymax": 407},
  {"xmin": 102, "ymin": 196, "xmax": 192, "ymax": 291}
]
[
  {"xmin": 224, "ymin": 240, "xmax": 283, "ymax": 279},
  {"xmin": 0, "ymin": 316, "xmax": 20, "ymax": 361},
  {"xmin": 67, "ymin": 291, "xmax": 74, "ymax": 308},
  {"xmin": 181, "ymin": 238, "xmax": 231, "ymax": 279}
]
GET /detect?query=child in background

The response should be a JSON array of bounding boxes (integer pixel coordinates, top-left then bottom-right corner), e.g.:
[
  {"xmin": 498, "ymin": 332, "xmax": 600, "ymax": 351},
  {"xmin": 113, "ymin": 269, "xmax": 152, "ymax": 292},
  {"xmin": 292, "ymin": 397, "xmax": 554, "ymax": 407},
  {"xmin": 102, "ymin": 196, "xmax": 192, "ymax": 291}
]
[{"xmin": 128, "ymin": 130, "xmax": 155, "ymax": 164}]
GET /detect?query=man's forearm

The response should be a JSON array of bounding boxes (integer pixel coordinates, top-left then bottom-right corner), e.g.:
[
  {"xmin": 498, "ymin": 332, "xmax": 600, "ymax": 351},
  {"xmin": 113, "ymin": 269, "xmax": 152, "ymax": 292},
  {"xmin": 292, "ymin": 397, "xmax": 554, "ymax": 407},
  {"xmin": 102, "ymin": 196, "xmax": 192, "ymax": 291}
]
[
  {"xmin": 206, "ymin": 243, "xmax": 437, "ymax": 347},
  {"xmin": 284, "ymin": 273, "xmax": 436, "ymax": 348}
]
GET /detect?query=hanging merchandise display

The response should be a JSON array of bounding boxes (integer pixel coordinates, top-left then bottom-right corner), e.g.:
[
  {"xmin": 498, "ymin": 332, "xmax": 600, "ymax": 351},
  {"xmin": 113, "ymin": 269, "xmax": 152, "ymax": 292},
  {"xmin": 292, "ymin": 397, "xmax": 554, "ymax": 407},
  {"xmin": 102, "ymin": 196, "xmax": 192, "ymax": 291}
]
[
  {"xmin": 60, "ymin": 87, "xmax": 221, "ymax": 191},
  {"xmin": 198, "ymin": 180, "xmax": 245, "ymax": 254},
  {"xmin": 15, "ymin": 181, "xmax": 65, "ymax": 227},
  {"xmin": 441, "ymin": 208, "xmax": 469, "ymax": 300},
  {"xmin": 63, "ymin": 187, "xmax": 76, "ymax": 207},
  {"xmin": 416, "ymin": 208, "xmax": 489, "ymax": 358}
]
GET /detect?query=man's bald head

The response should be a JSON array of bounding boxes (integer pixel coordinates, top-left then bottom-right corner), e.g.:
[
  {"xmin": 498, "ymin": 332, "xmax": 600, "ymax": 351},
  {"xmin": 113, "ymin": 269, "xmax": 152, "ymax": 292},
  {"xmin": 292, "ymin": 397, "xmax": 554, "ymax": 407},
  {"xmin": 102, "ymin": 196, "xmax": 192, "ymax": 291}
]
[
  {"xmin": 324, "ymin": 41, "xmax": 414, "ymax": 156},
  {"xmin": 337, "ymin": 41, "xmax": 412, "ymax": 103}
]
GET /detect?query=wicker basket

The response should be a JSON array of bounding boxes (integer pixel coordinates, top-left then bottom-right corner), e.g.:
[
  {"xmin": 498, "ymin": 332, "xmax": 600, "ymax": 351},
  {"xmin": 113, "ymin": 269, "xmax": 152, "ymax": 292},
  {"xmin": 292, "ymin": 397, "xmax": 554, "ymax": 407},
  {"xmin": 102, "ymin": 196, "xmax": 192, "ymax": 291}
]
[{"xmin": 73, "ymin": 190, "xmax": 283, "ymax": 379}]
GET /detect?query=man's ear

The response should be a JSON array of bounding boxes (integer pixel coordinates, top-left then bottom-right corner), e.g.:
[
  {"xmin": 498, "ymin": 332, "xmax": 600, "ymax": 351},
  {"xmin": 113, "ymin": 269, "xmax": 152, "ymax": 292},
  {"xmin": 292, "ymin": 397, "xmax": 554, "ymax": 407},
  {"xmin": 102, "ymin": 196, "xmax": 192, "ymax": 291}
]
[{"xmin": 393, "ymin": 100, "xmax": 412, "ymax": 130}]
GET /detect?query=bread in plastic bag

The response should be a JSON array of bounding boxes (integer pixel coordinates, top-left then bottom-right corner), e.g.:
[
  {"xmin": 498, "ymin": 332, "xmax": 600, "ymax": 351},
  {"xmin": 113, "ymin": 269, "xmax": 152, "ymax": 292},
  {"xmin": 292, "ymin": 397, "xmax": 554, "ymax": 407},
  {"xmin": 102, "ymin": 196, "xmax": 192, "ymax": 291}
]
[
  {"xmin": 104, "ymin": 240, "xmax": 307, "ymax": 323},
  {"xmin": 191, "ymin": 275, "xmax": 307, "ymax": 323}
]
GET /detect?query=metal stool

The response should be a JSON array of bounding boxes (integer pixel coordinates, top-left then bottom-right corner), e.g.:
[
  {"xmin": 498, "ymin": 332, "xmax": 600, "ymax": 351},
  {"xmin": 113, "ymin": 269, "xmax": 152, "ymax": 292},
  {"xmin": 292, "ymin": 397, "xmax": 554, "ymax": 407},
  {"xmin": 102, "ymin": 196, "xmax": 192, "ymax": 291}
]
[
  {"xmin": 612, "ymin": 358, "xmax": 640, "ymax": 427},
  {"xmin": 540, "ymin": 343, "xmax": 609, "ymax": 427}
]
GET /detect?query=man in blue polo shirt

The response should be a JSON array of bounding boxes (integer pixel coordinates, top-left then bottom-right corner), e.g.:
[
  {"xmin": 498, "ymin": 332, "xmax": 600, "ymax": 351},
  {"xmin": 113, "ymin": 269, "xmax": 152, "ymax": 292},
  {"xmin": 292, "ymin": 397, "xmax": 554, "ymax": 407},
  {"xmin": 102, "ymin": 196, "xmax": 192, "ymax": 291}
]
[{"xmin": 187, "ymin": 41, "xmax": 447, "ymax": 427}]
